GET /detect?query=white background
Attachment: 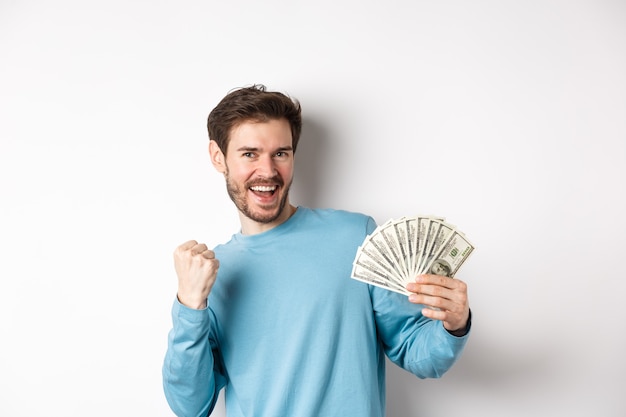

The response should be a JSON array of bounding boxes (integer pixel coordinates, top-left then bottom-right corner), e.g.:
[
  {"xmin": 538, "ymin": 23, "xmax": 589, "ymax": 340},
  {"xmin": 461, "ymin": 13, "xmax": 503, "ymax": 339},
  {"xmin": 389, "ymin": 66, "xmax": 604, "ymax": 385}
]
[{"xmin": 1, "ymin": 1, "xmax": 625, "ymax": 416}]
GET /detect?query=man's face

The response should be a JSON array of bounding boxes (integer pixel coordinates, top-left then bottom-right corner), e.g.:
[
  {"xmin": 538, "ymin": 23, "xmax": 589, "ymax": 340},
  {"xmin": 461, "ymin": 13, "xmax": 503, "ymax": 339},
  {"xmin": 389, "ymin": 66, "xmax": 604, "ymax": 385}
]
[
  {"xmin": 217, "ymin": 118, "xmax": 295, "ymax": 225},
  {"xmin": 432, "ymin": 261, "xmax": 450, "ymax": 277}
]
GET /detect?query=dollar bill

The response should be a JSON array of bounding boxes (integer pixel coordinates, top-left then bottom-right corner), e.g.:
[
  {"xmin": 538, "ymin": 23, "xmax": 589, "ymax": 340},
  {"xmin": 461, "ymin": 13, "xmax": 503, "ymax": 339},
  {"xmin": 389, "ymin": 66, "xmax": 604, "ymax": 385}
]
[
  {"xmin": 362, "ymin": 226, "xmax": 406, "ymax": 282},
  {"xmin": 418, "ymin": 220, "xmax": 455, "ymax": 275},
  {"xmin": 414, "ymin": 215, "xmax": 444, "ymax": 277},
  {"xmin": 405, "ymin": 217, "xmax": 418, "ymax": 277},
  {"xmin": 378, "ymin": 221, "xmax": 410, "ymax": 281},
  {"xmin": 351, "ymin": 262, "xmax": 409, "ymax": 295},
  {"xmin": 353, "ymin": 244, "xmax": 405, "ymax": 288},
  {"xmin": 421, "ymin": 230, "xmax": 474, "ymax": 277}
]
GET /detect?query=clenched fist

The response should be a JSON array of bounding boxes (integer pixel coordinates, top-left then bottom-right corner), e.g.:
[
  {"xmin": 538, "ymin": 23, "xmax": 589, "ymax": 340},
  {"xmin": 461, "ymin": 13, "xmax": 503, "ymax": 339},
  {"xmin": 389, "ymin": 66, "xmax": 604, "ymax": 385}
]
[{"xmin": 173, "ymin": 240, "xmax": 220, "ymax": 310}]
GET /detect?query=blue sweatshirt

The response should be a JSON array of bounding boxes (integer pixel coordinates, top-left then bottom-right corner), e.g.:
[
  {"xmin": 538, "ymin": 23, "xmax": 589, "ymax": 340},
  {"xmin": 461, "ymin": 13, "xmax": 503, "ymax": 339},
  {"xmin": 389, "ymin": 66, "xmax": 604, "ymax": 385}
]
[{"xmin": 163, "ymin": 207, "xmax": 469, "ymax": 417}]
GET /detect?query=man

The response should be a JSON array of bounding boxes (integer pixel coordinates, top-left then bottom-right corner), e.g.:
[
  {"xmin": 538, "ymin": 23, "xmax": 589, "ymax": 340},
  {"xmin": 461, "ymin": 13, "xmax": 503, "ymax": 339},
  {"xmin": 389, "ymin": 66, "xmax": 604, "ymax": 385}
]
[{"xmin": 163, "ymin": 85, "xmax": 471, "ymax": 417}]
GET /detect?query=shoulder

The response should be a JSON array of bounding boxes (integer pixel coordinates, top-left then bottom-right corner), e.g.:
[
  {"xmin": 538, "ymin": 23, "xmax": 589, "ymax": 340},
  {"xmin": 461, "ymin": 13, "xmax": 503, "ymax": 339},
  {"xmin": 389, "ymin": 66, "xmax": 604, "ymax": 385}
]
[
  {"xmin": 299, "ymin": 207, "xmax": 376, "ymax": 231},
  {"xmin": 212, "ymin": 234, "xmax": 239, "ymax": 256}
]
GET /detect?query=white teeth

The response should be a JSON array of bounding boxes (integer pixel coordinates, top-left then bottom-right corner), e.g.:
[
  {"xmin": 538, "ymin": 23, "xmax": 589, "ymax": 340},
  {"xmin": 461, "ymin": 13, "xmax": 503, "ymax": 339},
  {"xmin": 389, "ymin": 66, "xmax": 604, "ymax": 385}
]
[{"xmin": 250, "ymin": 185, "xmax": 277, "ymax": 192}]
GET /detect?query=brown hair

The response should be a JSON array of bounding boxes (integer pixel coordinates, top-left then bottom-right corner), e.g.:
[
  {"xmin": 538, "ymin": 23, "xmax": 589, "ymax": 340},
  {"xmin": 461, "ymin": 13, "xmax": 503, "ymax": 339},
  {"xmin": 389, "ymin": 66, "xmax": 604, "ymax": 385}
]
[{"xmin": 207, "ymin": 84, "xmax": 302, "ymax": 154}]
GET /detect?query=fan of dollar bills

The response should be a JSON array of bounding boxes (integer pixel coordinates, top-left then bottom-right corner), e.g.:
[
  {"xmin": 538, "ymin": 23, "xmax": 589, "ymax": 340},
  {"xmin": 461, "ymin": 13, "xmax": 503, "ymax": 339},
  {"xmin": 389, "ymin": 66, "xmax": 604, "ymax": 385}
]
[{"xmin": 351, "ymin": 216, "xmax": 475, "ymax": 296}]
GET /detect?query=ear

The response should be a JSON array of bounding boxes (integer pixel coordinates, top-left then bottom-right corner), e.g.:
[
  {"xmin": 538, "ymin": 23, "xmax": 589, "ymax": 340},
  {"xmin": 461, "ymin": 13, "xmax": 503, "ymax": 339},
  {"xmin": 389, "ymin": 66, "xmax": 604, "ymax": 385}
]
[{"xmin": 209, "ymin": 140, "xmax": 226, "ymax": 174}]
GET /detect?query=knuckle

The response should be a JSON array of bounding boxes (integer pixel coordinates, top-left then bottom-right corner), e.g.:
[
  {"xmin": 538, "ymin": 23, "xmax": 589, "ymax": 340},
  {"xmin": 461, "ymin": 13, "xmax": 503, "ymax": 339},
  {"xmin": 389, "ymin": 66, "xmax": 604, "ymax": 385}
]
[
  {"xmin": 430, "ymin": 285, "xmax": 443, "ymax": 297},
  {"xmin": 457, "ymin": 293, "xmax": 468, "ymax": 306},
  {"xmin": 431, "ymin": 297, "xmax": 444, "ymax": 308}
]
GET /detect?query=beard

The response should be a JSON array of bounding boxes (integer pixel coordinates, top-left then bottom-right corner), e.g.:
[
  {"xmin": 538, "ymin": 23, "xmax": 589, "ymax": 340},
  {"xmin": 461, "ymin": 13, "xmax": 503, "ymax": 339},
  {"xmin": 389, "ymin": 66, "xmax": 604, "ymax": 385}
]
[{"xmin": 224, "ymin": 168, "xmax": 292, "ymax": 224}]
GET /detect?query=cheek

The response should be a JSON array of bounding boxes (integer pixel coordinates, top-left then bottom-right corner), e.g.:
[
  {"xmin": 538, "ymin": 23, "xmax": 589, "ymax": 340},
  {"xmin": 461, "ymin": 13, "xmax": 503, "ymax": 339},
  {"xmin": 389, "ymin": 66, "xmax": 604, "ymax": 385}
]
[
  {"xmin": 277, "ymin": 163, "xmax": 294, "ymax": 180},
  {"xmin": 225, "ymin": 162, "xmax": 252, "ymax": 180}
]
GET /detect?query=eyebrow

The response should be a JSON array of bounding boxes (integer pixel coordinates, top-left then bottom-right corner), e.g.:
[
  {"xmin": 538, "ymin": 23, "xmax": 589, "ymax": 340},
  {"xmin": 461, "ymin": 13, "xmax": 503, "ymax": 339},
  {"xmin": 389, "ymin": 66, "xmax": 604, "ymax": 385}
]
[{"xmin": 236, "ymin": 146, "xmax": 293, "ymax": 152}]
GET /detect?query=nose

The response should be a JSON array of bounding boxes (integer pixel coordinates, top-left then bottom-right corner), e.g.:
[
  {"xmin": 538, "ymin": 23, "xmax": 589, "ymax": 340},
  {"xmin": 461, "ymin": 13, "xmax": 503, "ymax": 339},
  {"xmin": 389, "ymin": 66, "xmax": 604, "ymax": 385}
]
[{"xmin": 256, "ymin": 154, "xmax": 277, "ymax": 177}]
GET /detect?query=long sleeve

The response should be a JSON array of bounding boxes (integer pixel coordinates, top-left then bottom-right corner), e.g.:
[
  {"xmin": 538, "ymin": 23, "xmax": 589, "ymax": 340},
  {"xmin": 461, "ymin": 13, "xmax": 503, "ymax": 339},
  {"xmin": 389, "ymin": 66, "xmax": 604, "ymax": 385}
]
[
  {"xmin": 162, "ymin": 299, "xmax": 226, "ymax": 417},
  {"xmin": 371, "ymin": 286, "xmax": 469, "ymax": 379}
]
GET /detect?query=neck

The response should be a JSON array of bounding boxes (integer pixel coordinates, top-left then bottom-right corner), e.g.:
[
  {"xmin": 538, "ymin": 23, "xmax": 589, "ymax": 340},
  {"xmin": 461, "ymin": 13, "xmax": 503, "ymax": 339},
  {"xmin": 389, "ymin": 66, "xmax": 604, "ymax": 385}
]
[{"xmin": 239, "ymin": 203, "xmax": 297, "ymax": 235}]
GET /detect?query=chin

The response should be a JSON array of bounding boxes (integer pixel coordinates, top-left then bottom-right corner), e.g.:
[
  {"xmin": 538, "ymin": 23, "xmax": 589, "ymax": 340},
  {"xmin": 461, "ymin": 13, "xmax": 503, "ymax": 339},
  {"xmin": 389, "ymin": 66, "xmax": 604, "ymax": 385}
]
[{"xmin": 249, "ymin": 200, "xmax": 290, "ymax": 224}]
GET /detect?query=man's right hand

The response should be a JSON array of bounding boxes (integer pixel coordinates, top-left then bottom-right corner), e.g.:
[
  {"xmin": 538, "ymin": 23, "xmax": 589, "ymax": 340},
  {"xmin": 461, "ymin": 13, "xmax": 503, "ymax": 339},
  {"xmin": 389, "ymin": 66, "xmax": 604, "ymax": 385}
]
[{"xmin": 173, "ymin": 240, "xmax": 220, "ymax": 310}]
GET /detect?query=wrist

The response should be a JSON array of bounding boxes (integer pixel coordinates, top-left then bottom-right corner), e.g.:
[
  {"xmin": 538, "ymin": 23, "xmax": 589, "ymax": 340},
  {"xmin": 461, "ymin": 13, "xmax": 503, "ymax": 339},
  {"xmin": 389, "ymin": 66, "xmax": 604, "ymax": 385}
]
[
  {"xmin": 177, "ymin": 293, "xmax": 208, "ymax": 310},
  {"xmin": 446, "ymin": 309, "xmax": 472, "ymax": 337}
]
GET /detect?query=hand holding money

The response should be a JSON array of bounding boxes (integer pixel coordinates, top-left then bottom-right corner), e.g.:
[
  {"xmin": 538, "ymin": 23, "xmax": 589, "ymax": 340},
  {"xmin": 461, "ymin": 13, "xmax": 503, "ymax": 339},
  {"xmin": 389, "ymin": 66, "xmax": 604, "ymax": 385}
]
[
  {"xmin": 174, "ymin": 240, "xmax": 220, "ymax": 310},
  {"xmin": 407, "ymin": 274, "xmax": 470, "ymax": 332},
  {"xmin": 350, "ymin": 215, "xmax": 474, "ymax": 331}
]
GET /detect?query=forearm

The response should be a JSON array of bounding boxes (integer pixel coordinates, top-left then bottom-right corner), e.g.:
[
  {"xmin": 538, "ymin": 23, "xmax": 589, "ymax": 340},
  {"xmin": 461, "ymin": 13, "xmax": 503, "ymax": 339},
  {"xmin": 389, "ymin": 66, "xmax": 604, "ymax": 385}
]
[
  {"xmin": 162, "ymin": 299, "xmax": 222, "ymax": 417},
  {"xmin": 402, "ymin": 319, "xmax": 469, "ymax": 378},
  {"xmin": 373, "ymin": 287, "xmax": 470, "ymax": 379}
]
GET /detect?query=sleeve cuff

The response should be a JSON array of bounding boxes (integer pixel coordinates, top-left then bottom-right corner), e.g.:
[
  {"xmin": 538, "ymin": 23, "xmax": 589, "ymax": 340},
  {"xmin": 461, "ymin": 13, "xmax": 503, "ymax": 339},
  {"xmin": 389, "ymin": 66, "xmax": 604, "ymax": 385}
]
[{"xmin": 173, "ymin": 296, "xmax": 210, "ymax": 324}]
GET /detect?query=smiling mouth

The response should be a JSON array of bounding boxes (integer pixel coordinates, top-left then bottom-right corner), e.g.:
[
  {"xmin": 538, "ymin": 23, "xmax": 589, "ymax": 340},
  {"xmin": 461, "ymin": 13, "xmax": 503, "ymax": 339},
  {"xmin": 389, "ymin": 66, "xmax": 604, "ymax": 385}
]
[{"xmin": 249, "ymin": 184, "xmax": 278, "ymax": 196}]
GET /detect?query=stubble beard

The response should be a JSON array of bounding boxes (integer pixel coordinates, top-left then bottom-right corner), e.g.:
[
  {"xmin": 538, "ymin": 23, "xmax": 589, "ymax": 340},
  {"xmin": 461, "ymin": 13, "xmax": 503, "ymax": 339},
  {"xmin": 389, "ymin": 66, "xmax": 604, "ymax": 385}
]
[{"xmin": 224, "ymin": 168, "xmax": 292, "ymax": 224}]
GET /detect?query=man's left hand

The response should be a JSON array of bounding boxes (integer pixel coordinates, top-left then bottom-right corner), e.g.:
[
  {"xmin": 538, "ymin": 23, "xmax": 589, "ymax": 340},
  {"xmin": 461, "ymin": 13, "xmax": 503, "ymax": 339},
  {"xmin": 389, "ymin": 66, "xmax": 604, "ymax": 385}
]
[{"xmin": 406, "ymin": 274, "xmax": 470, "ymax": 333}]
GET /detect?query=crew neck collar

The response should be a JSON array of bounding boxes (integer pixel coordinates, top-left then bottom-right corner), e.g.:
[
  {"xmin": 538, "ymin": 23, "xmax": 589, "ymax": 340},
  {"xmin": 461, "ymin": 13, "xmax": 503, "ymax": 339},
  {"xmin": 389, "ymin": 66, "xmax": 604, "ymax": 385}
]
[{"xmin": 232, "ymin": 206, "xmax": 306, "ymax": 245}]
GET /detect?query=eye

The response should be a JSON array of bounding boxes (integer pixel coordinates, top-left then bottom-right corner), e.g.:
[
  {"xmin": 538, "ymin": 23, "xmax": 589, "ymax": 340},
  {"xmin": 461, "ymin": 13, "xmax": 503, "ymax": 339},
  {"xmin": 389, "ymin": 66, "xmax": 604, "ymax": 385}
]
[{"xmin": 243, "ymin": 152, "xmax": 255, "ymax": 158}]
